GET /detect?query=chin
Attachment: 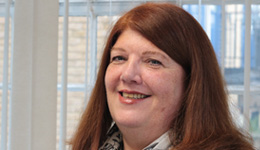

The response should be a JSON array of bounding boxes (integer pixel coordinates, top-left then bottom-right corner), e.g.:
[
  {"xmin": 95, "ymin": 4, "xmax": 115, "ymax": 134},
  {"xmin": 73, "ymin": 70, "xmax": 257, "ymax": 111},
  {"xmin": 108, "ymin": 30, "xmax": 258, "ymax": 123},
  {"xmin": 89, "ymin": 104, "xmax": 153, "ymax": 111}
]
[
  {"xmin": 114, "ymin": 116, "xmax": 144, "ymax": 128},
  {"xmin": 116, "ymin": 121, "xmax": 141, "ymax": 129}
]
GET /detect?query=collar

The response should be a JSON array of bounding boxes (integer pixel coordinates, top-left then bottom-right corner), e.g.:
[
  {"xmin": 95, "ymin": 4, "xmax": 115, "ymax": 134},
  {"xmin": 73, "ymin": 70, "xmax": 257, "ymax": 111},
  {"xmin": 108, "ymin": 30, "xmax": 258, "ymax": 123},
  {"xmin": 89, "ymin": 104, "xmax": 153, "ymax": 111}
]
[{"xmin": 99, "ymin": 124, "xmax": 172, "ymax": 150}]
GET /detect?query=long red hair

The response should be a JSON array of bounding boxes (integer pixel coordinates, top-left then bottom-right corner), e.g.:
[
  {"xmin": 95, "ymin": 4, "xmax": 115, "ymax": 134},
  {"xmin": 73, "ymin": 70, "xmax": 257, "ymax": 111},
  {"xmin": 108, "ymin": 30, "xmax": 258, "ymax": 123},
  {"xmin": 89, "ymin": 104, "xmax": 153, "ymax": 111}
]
[{"xmin": 70, "ymin": 3, "xmax": 254, "ymax": 150}]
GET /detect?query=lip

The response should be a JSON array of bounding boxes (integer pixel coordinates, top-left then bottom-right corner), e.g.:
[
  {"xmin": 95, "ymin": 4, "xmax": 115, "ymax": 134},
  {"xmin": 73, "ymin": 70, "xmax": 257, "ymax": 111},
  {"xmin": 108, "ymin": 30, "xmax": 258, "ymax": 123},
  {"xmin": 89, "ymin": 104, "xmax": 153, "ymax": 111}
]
[
  {"xmin": 118, "ymin": 90, "xmax": 150, "ymax": 104},
  {"xmin": 119, "ymin": 89, "xmax": 147, "ymax": 94}
]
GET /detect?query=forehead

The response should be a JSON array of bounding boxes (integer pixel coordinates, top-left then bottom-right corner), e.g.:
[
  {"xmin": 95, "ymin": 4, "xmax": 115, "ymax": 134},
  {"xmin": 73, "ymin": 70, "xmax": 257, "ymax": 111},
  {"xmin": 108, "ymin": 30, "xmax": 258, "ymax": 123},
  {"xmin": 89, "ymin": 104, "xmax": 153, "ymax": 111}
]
[{"xmin": 112, "ymin": 29, "xmax": 163, "ymax": 54}]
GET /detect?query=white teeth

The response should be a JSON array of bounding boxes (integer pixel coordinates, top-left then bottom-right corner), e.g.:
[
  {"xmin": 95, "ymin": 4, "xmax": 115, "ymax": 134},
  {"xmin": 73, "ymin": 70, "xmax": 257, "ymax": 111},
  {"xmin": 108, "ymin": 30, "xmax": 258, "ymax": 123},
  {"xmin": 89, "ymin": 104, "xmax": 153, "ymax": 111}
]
[{"xmin": 122, "ymin": 92, "xmax": 147, "ymax": 99}]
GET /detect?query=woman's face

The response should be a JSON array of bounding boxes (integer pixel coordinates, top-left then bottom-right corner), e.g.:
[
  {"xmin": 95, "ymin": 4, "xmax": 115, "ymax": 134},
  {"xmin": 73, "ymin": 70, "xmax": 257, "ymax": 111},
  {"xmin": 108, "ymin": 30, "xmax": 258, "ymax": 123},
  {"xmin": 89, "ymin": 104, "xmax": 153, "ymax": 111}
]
[{"xmin": 105, "ymin": 29, "xmax": 185, "ymax": 132}]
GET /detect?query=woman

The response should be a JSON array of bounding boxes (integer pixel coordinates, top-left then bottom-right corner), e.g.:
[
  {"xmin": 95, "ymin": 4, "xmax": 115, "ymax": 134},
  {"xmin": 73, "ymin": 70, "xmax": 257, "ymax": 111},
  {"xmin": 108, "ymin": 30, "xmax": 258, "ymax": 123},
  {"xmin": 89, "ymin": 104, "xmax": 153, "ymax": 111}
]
[{"xmin": 70, "ymin": 3, "xmax": 255, "ymax": 150}]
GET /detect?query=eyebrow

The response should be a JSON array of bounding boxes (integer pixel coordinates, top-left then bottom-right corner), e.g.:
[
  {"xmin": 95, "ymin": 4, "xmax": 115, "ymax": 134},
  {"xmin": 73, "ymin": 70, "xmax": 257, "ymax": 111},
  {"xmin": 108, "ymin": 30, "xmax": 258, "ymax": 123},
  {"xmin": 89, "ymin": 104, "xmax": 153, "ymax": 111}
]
[
  {"xmin": 111, "ymin": 47, "xmax": 126, "ymax": 52},
  {"xmin": 142, "ymin": 51, "xmax": 169, "ymax": 60},
  {"xmin": 111, "ymin": 47, "xmax": 169, "ymax": 60}
]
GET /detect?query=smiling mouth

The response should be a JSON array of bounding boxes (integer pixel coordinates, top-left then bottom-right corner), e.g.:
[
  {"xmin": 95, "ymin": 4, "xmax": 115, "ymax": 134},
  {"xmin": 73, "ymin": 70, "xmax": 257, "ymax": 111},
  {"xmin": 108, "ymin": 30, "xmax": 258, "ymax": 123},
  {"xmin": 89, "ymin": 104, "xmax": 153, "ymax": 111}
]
[{"xmin": 119, "ymin": 92, "xmax": 151, "ymax": 99}]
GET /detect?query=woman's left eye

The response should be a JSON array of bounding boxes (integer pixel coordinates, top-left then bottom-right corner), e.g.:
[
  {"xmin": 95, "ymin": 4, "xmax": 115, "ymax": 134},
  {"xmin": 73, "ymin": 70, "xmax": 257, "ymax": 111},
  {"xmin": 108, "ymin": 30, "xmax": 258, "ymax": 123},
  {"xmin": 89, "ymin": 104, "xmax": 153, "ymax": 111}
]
[{"xmin": 148, "ymin": 59, "xmax": 162, "ymax": 66}]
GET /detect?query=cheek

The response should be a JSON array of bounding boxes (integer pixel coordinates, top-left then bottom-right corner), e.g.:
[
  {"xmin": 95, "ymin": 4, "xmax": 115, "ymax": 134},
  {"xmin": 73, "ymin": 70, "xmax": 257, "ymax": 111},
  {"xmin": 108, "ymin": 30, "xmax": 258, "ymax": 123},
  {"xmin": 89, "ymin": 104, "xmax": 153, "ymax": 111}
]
[
  {"xmin": 157, "ymin": 78, "xmax": 183, "ymax": 120},
  {"xmin": 146, "ymin": 72, "xmax": 178, "ymax": 95},
  {"xmin": 105, "ymin": 66, "xmax": 121, "ymax": 93},
  {"xmin": 104, "ymin": 67, "xmax": 113, "ymax": 91},
  {"xmin": 150, "ymin": 71, "xmax": 184, "ymax": 105}
]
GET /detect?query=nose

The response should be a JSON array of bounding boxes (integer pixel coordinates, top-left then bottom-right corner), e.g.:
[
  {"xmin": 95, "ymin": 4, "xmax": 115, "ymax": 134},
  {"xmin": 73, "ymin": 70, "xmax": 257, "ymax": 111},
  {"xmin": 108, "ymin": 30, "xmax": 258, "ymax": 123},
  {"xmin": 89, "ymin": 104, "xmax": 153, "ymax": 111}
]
[{"xmin": 120, "ymin": 60, "xmax": 142, "ymax": 84}]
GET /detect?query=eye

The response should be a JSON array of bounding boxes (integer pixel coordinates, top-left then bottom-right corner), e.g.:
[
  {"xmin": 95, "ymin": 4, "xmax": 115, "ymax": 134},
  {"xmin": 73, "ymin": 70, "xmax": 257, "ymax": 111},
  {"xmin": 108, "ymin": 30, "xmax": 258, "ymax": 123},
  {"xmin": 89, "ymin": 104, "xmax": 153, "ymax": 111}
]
[
  {"xmin": 148, "ymin": 59, "xmax": 162, "ymax": 66},
  {"xmin": 111, "ymin": 56, "xmax": 126, "ymax": 63}
]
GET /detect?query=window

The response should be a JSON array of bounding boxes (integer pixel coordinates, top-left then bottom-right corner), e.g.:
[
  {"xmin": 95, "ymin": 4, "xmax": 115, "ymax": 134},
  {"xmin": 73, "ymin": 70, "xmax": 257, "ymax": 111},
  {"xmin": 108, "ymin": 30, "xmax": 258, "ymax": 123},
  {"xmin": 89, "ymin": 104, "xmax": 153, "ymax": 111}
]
[{"xmin": 0, "ymin": 0, "xmax": 13, "ymax": 149}]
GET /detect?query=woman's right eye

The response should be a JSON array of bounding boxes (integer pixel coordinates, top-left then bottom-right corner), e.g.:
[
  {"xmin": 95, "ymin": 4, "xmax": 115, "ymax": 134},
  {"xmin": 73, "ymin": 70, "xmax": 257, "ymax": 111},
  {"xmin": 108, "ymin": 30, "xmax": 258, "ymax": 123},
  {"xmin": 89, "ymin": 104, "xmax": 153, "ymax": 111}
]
[{"xmin": 111, "ymin": 56, "xmax": 126, "ymax": 62}]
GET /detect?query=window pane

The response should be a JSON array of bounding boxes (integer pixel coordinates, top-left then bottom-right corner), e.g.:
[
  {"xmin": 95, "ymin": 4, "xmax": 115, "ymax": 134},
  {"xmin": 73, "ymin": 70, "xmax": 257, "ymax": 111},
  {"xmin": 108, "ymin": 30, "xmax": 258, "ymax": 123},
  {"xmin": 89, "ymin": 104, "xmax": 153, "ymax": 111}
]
[
  {"xmin": 66, "ymin": 91, "xmax": 85, "ymax": 139},
  {"xmin": 0, "ymin": 15, "xmax": 12, "ymax": 147},
  {"xmin": 251, "ymin": 5, "xmax": 260, "ymax": 86},
  {"xmin": 0, "ymin": 17, "xmax": 4, "ymax": 112},
  {"xmin": 224, "ymin": 4, "xmax": 244, "ymax": 87},
  {"xmin": 97, "ymin": 16, "xmax": 120, "ymax": 67},
  {"xmin": 58, "ymin": 17, "xmax": 87, "ymax": 85},
  {"xmin": 97, "ymin": 16, "xmax": 111, "ymax": 69},
  {"xmin": 251, "ymin": 93, "xmax": 260, "ymax": 148},
  {"xmin": 57, "ymin": 16, "xmax": 88, "ymax": 150},
  {"xmin": 56, "ymin": 91, "xmax": 85, "ymax": 150},
  {"xmin": 229, "ymin": 93, "xmax": 243, "ymax": 127},
  {"xmin": 183, "ymin": 5, "xmax": 223, "ymax": 62},
  {"xmin": 251, "ymin": 4, "xmax": 260, "ymax": 149}
]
